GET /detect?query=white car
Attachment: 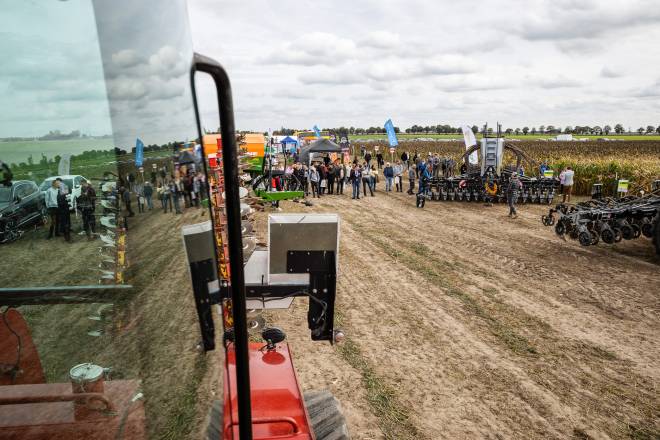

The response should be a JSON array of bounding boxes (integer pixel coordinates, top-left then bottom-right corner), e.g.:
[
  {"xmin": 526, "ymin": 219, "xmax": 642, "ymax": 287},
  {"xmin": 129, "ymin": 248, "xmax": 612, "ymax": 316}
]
[{"xmin": 39, "ymin": 174, "xmax": 89, "ymax": 211}]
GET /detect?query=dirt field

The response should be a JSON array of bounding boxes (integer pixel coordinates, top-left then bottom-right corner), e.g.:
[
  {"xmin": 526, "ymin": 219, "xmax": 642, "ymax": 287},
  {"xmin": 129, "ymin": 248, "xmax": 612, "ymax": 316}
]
[
  {"xmin": 3, "ymin": 187, "xmax": 658, "ymax": 439},
  {"xmin": 257, "ymin": 191, "xmax": 660, "ymax": 440}
]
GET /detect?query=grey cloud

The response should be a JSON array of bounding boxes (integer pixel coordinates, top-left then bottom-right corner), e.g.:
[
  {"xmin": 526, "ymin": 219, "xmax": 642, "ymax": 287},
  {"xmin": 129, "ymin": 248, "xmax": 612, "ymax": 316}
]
[
  {"xmin": 419, "ymin": 56, "xmax": 479, "ymax": 76},
  {"xmin": 555, "ymin": 39, "xmax": 603, "ymax": 55},
  {"xmin": 360, "ymin": 31, "xmax": 401, "ymax": 49},
  {"xmin": 186, "ymin": 0, "xmax": 660, "ymax": 130},
  {"xmin": 263, "ymin": 32, "xmax": 357, "ymax": 66},
  {"xmin": 148, "ymin": 80, "xmax": 185, "ymax": 100},
  {"xmin": 298, "ymin": 69, "xmax": 363, "ymax": 85},
  {"xmin": 600, "ymin": 66, "xmax": 623, "ymax": 78},
  {"xmin": 631, "ymin": 79, "xmax": 660, "ymax": 98},
  {"xmin": 529, "ymin": 75, "xmax": 583, "ymax": 89},
  {"xmin": 517, "ymin": 2, "xmax": 660, "ymax": 41},
  {"xmin": 106, "ymin": 45, "xmax": 188, "ymax": 80},
  {"xmin": 111, "ymin": 49, "xmax": 144, "ymax": 68},
  {"xmin": 271, "ymin": 89, "xmax": 313, "ymax": 100},
  {"xmin": 300, "ymin": 54, "xmax": 480, "ymax": 86},
  {"xmin": 365, "ymin": 59, "xmax": 412, "ymax": 81},
  {"xmin": 148, "ymin": 45, "xmax": 188, "ymax": 78},
  {"xmin": 108, "ymin": 77, "xmax": 148, "ymax": 100},
  {"xmin": 436, "ymin": 76, "xmax": 511, "ymax": 93}
]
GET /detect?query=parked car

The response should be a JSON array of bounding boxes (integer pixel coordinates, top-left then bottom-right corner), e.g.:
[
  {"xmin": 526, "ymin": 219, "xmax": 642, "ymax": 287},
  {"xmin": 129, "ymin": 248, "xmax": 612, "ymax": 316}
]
[
  {"xmin": 39, "ymin": 175, "xmax": 88, "ymax": 211},
  {"xmin": 0, "ymin": 180, "xmax": 46, "ymax": 243}
]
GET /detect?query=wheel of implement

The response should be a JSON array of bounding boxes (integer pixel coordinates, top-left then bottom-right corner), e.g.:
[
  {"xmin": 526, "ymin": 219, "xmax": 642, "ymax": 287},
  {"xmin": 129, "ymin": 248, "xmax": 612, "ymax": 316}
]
[
  {"xmin": 620, "ymin": 224, "xmax": 634, "ymax": 240},
  {"xmin": 205, "ymin": 400, "xmax": 223, "ymax": 440},
  {"xmin": 578, "ymin": 231, "xmax": 593, "ymax": 246},
  {"xmin": 612, "ymin": 228, "xmax": 623, "ymax": 243},
  {"xmin": 555, "ymin": 222, "xmax": 566, "ymax": 236},
  {"xmin": 641, "ymin": 221, "xmax": 654, "ymax": 238},
  {"xmin": 631, "ymin": 224, "xmax": 641, "ymax": 239},
  {"xmin": 304, "ymin": 390, "xmax": 350, "ymax": 440},
  {"xmin": 601, "ymin": 228, "xmax": 615, "ymax": 244}
]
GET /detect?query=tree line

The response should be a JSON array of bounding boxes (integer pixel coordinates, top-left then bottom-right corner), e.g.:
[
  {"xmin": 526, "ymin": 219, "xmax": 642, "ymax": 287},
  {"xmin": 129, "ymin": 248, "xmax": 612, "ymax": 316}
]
[
  {"xmin": 7, "ymin": 142, "xmax": 182, "ymax": 170},
  {"xmin": 273, "ymin": 123, "xmax": 660, "ymax": 137}
]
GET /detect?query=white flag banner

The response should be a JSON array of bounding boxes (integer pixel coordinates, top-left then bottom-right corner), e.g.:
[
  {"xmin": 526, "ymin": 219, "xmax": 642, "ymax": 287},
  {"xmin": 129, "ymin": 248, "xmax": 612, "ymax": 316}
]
[
  {"xmin": 58, "ymin": 153, "xmax": 71, "ymax": 176},
  {"xmin": 461, "ymin": 125, "xmax": 479, "ymax": 165}
]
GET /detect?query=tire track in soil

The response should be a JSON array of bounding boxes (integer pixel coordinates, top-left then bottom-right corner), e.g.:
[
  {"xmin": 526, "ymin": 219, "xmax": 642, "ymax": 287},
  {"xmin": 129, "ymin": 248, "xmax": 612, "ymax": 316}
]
[
  {"xmin": 298, "ymin": 191, "xmax": 659, "ymax": 439},
  {"xmin": 347, "ymin": 215, "xmax": 659, "ymax": 439},
  {"xmin": 356, "ymin": 191, "xmax": 660, "ymax": 379},
  {"xmin": 389, "ymin": 192, "xmax": 658, "ymax": 323},
  {"xmin": 334, "ymin": 218, "xmax": 568, "ymax": 439}
]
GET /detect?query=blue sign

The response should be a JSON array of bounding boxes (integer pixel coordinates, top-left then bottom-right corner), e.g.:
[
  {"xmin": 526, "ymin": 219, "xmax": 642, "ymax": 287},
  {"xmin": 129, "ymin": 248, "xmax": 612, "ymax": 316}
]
[
  {"xmin": 313, "ymin": 125, "xmax": 322, "ymax": 138},
  {"xmin": 135, "ymin": 138, "xmax": 144, "ymax": 166},
  {"xmin": 384, "ymin": 119, "xmax": 398, "ymax": 147}
]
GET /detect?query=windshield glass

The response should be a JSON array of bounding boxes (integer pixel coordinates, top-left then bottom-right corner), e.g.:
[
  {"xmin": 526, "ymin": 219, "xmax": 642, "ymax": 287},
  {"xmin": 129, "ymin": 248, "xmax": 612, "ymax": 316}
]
[
  {"xmin": 38, "ymin": 180, "xmax": 52, "ymax": 192},
  {"xmin": 0, "ymin": 1, "xmax": 215, "ymax": 439},
  {"xmin": 0, "ymin": 187, "xmax": 11, "ymax": 203},
  {"xmin": 62, "ymin": 179, "xmax": 74, "ymax": 192}
]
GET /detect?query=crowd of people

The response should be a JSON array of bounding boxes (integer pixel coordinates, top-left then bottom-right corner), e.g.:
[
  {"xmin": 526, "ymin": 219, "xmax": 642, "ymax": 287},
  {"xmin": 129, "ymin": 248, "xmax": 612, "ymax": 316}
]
[
  {"xmin": 282, "ymin": 149, "xmax": 575, "ymax": 220},
  {"xmin": 287, "ymin": 150, "xmax": 444, "ymax": 200},
  {"xmin": 119, "ymin": 165, "xmax": 208, "ymax": 217},
  {"xmin": 41, "ymin": 152, "xmax": 577, "ymax": 243},
  {"xmin": 44, "ymin": 163, "xmax": 208, "ymax": 243},
  {"xmin": 45, "ymin": 177, "xmax": 96, "ymax": 242}
]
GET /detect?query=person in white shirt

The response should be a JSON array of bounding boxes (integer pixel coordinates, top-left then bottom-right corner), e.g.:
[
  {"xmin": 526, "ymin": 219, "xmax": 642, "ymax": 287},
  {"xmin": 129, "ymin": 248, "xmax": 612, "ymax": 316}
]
[
  {"xmin": 393, "ymin": 161, "xmax": 403, "ymax": 192},
  {"xmin": 562, "ymin": 166, "xmax": 575, "ymax": 203},
  {"xmin": 45, "ymin": 180, "xmax": 60, "ymax": 239}
]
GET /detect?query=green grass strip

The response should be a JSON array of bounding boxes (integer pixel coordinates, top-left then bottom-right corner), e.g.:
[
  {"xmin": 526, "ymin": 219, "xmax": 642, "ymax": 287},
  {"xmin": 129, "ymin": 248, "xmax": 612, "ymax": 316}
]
[{"xmin": 335, "ymin": 312, "xmax": 426, "ymax": 440}]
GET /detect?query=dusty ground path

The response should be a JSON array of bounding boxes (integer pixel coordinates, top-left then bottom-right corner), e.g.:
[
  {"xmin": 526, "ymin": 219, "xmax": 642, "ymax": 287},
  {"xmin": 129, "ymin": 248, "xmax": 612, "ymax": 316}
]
[{"xmin": 262, "ymin": 189, "xmax": 659, "ymax": 440}]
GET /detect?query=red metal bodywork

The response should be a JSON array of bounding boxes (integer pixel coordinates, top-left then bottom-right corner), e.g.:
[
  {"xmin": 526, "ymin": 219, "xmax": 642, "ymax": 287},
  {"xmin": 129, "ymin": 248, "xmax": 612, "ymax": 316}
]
[
  {"xmin": 223, "ymin": 342, "xmax": 313, "ymax": 439},
  {"xmin": 0, "ymin": 309, "xmax": 45, "ymax": 385}
]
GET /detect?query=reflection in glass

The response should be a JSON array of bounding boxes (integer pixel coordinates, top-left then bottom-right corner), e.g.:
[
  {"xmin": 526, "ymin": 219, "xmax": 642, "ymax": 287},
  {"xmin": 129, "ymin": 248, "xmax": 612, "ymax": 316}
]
[{"xmin": 1, "ymin": 1, "xmax": 216, "ymax": 438}]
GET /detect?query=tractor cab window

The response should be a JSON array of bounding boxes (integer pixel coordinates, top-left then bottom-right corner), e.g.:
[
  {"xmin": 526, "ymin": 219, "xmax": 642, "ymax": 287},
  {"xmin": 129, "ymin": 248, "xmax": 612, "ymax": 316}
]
[{"xmin": 1, "ymin": 1, "xmax": 215, "ymax": 439}]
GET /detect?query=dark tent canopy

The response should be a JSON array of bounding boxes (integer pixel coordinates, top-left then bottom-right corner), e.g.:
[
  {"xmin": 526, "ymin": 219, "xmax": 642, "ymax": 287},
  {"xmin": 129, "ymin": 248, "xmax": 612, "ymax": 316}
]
[
  {"xmin": 280, "ymin": 136, "xmax": 298, "ymax": 145},
  {"xmin": 300, "ymin": 138, "xmax": 342, "ymax": 164}
]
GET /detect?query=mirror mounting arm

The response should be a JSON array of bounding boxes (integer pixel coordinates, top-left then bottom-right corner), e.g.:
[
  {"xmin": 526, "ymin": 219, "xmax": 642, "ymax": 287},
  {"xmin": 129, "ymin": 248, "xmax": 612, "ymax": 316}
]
[{"xmin": 190, "ymin": 53, "xmax": 252, "ymax": 440}]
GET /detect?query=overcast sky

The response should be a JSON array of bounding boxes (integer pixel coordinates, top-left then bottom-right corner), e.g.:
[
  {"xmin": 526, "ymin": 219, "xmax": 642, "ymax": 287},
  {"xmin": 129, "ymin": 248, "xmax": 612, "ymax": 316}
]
[
  {"xmin": 2, "ymin": 0, "xmax": 659, "ymax": 142},
  {"xmin": 187, "ymin": 0, "xmax": 660, "ymax": 131}
]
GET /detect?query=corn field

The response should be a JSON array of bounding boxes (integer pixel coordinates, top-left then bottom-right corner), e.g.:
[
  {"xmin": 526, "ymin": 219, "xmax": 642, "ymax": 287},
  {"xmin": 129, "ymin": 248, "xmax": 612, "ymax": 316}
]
[{"xmin": 353, "ymin": 140, "xmax": 660, "ymax": 196}]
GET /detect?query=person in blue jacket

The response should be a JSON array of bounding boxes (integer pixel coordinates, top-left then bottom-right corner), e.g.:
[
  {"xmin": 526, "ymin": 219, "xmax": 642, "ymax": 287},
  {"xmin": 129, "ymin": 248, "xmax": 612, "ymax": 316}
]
[
  {"xmin": 417, "ymin": 163, "xmax": 432, "ymax": 196},
  {"xmin": 383, "ymin": 162, "xmax": 394, "ymax": 192}
]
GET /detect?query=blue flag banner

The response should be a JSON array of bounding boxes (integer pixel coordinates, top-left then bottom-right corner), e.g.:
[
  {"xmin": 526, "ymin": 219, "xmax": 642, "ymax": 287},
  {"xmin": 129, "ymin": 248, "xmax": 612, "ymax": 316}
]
[
  {"xmin": 135, "ymin": 138, "xmax": 144, "ymax": 166},
  {"xmin": 313, "ymin": 125, "xmax": 321, "ymax": 138},
  {"xmin": 384, "ymin": 119, "xmax": 398, "ymax": 147}
]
